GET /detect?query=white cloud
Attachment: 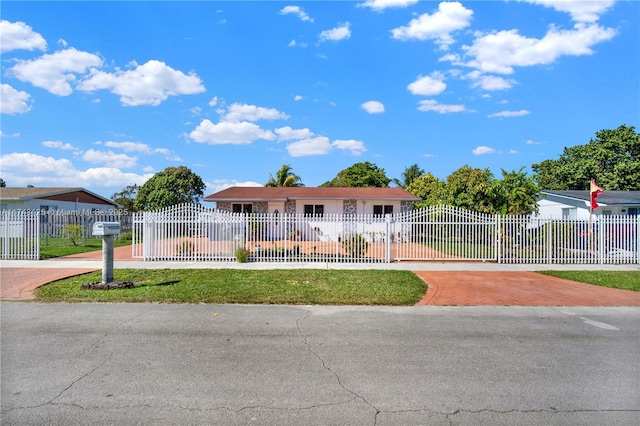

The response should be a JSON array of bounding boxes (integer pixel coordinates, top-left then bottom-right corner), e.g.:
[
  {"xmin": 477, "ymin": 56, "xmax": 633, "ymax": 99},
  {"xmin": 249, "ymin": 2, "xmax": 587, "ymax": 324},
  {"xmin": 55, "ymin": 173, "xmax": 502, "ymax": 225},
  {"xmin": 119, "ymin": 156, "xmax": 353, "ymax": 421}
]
[
  {"xmin": 294, "ymin": 95, "xmax": 303, "ymax": 101},
  {"xmin": 0, "ymin": 84, "xmax": 33, "ymax": 114},
  {"xmin": 82, "ymin": 149, "xmax": 138, "ymax": 169},
  {"xmin": 465, "ymin": 71, "xmax": 515, "ymax": 91},
  {"xmin": 10, "ymin": 48, "xmax": 103, "ymax": 96},
  {"xmin": 103, "ymin": 141, "xmax": 175, "ymax": 157},
  {"xmin": 319, "ymin": 22, "xmax": 351, "ymax": 42},
  {"xmin": 489, "ymin": 110, "xmax": 530, "ymax": 118},
  {"xmin": 204, "ymin": 179, "xmax": 262, "ymax": 196},
  {"xmin": 0, "ymin": 152, "xmax": 154, "ymax": 190},
  {"xmin": 361, "ymin": 100, "xmax": 385, "ymax": 114},
  {"xmin": 279, "ymin": 5, "xmax": 313, "ymax": 22},
  {"xmin": 275, "ymin": 126, "xmax": 314, "ymax": 141},
  {"xmin": 78, "ymin": 60, "xmax": 205, "ymax": 106},
  {"xmin": 525, "ymin": 139, "xmax": 544, "ymax": 145},
  {"xmin": 509, "ymin": 149, "xmax": 518, "ymax": 154},
  {"xmin": 522, "ymin": 0, "xmax": 614, "ymax": 23},
  {"xmin": 42, "ymin": 140, "xmax": 78, "ymax": 151},
  {"xmin": 287, "ymin": 136, "xmax": 333, "ymax": 157},
  {"xmin": 407, "ymin": 72, "xmax": 447, "ymax": 96},
  {"xmin": 417, "ymin": 99, "xmax": 465, "ymax": 114},
  {"xmin": 464, "ymin": 23, "xmax": 617, "ymax": 75},
  {"xmin": 208, "ymin": 96, "xmax": 218, "ymax": 107},
  {"xmin": 360, "ymin": 0, "xmax": 419, "ymax": 12},
  {"xmin": 391, "ymin": 2, "xmax": 473, "ymax": 48},
  {"xmin": 222, "ymin": 103, "xmax": 290, "ymax": 122},
  {"xmin": 189, "ymin": 119, "xmax": 276, "ymax": 145},
  {"xmin": 332, "ymin": 139, "xmax": 367, "ymax": 156},
  {"xmin": 472, "ymin": 146, "xmax": 497, "ymax": 155},
  {"xmin": 0, "ymin": 20, "xmax": 47, "ymax": 53}
]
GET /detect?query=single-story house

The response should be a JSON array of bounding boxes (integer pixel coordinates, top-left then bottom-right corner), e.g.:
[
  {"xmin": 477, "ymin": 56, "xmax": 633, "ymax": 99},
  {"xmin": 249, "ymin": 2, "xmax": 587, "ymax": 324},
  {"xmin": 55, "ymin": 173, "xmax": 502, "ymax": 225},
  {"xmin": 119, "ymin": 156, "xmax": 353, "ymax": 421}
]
[
  {"xmin": 204, "ymin": 186, "xmax": 420, "ymax": 216},
  {"xmin": 537, "ymin": 190, "xmax": 640, "ymax": 219},
  {"xmin": 0, "ymin": 187, "xmax": 119, "ymax": 211}
]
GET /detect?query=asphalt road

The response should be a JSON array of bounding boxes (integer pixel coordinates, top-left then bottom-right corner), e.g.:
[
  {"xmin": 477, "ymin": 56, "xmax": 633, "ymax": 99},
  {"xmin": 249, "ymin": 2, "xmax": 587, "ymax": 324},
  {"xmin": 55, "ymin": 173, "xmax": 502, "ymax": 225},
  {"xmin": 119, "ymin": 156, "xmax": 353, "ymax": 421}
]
[{"xmin": 1, "ymin": 303, "xmax": 639, "ymax": 425}]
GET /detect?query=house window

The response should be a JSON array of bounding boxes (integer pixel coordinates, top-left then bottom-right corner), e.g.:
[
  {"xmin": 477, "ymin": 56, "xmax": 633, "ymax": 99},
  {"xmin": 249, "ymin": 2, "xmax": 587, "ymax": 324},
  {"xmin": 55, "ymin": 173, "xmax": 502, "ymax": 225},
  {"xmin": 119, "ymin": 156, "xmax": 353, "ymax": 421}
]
[
  {"xmin": 0, "ymin": 204, "xmax": 7, "ymax": 211},
  {"xmin": 561, "ymin": 207, "xmax": 577, "ymax": 220},
  {"xmin": 629, "ymin": 208, "xmax": 639, "ymax": 216},
  {"xmin": 304, "ymin": 204, "xmax": 324, "ymax": 217},
  {"xmin": 373, "ymin": 205, "xmax": 393, "ymax": 217},
  {"xmin": 232, "ymin": 203, "xmax": 252, "ymax": 214},
  {"xmin": 602, "ymin": 210, "xmax": 613, "ymax": 216}
]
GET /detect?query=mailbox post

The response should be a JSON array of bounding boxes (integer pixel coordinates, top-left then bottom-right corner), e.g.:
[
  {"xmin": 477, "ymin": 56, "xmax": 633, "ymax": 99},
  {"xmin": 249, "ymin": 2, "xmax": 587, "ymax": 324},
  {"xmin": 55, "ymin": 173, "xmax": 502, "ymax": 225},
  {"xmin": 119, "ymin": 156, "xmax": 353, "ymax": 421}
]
[{"xmin": 92, "ymin": 222, "xmax": 120, "ymax": 284}]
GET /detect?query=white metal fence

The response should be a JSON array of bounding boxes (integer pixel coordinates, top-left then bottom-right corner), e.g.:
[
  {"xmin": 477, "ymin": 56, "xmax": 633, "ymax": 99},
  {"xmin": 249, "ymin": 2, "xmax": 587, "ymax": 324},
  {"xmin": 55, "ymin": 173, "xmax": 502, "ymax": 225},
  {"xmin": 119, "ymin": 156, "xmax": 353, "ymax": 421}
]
[
  {"xmin": 132, "ymin": 204, "xmax": 640, "ymax": 264},
  {"xmin": 0, "ymin": 210, "xmax": 40, "ymax": 260},
  {"xmin": 0, "ymin": 209, "xmax": 132, "ymax": 260}
]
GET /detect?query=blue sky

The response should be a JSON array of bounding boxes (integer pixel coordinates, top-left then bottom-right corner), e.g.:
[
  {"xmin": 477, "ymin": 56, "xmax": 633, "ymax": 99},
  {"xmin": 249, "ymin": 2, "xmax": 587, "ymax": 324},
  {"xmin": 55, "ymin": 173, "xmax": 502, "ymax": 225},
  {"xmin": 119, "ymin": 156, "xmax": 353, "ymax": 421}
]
[{"xmin": 1, "ymin": 0, "xmax": 638, "ymax": 200}]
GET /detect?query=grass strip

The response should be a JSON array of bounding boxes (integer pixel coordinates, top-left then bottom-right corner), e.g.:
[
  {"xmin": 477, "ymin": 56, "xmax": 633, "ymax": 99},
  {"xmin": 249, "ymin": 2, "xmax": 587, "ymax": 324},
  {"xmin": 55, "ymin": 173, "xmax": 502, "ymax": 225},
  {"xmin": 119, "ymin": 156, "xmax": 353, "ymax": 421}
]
[
  {"xmin": 35, "ymin": 269, "xmax": 427, "ymax": 305},
  {"xmin": 40, "ymin": 239, "xmax": 131, "ymax": 259},
  {"xmin": 537, "ymin": 271, "xmax": 640, "ymax": 292}
]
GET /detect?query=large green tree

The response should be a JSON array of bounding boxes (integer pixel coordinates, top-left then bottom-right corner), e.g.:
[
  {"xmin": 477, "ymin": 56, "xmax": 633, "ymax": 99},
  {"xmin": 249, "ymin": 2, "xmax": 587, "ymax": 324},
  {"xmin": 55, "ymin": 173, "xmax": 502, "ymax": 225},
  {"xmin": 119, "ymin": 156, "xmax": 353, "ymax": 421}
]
[
  {"xmin": 265, "ymin": 164, "xmax": 304, "ymax": 187},
  {"xmin": 495, "ymin": 168, "xmax": 539, "ymax": 215},
  {"xmin": 441, "ymin": 165, "xmax": 499, "ymax": 214},
  {"xmin": 406, "ymin": 173, "xmax": 445, "ymax": 208},
  {"xmin": 111, "ymin": 184, "xmax": 139, "ymax": 212},
  {"xmin": 0, "ymin": 178, "xmax": 6, "ymax": 187},
  {"xmin": 134, "ymin": 166, "xmax": 205, "ymax": 211},
  {"xmin": 532, "ymin": 125, "xmax": 640, "ymax": 190},
  {"xmin": 393, "ymin": 163, "xmax": 425, "ymax": 189},
  {"xmin": 321, "ymin": 161, "xmax": 391, "ymax": 187}
]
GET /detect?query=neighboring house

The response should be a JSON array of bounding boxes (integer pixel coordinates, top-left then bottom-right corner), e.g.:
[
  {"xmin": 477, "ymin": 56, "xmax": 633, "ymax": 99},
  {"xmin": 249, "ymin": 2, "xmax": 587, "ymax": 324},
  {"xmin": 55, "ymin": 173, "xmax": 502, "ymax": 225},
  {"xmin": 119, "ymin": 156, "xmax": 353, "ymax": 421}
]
[
  {"xmin": 204, "ymin": 187, "xmax": 420, "ymax": 216},
  {"xmin": 537, "ymin": 190, "xmax": 640, "ymax": 219},
  {"xmin": 0, "ymin": 187, "xmax": 119, "ymax": 211}
]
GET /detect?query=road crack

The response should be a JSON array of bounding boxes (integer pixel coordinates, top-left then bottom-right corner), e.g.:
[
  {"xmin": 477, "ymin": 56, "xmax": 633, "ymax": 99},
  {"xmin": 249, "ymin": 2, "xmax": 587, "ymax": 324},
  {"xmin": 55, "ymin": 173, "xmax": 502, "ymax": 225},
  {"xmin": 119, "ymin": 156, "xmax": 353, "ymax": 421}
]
[{"xmin": 295, "ymin": 306, "xmax": 380, "ymax": 424}]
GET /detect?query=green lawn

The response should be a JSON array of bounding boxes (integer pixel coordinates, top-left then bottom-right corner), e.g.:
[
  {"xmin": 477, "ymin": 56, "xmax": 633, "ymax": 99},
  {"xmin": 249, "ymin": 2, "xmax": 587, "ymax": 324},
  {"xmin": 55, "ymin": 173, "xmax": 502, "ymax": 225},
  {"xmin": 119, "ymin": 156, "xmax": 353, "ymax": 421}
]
[
  {"xmin": 537, "ymin": 271, "xmax": 640, "ymax": 292},
  {"xmin": 40, "ymin": 238, "xmax": 131, "ymax": 259},
  {"xmin": 35, "ymin": 269, "xmax": 427, "ymax": 305}
]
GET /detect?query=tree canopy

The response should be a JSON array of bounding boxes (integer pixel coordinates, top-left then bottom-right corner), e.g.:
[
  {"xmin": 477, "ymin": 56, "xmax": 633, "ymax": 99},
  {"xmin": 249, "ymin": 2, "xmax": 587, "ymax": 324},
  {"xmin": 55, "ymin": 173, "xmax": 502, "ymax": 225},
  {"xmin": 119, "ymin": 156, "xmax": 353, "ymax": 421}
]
[
  {"xmin": 321, "ymin": 162, "xmax": 391, "ymax": 187},
  {"xmin": 532, "ymin": 124, "xmax": 640, "ymax": 190},
  {"xmin": 134, "ymin": 166, "xmax": 205, "ymax": 211},
  {"xmin": 265, "ymin": 164, "xmax": 304, "ymax": 187},
  {"xmin": 0, "ymin": 178, "xmax": 6, "ymax": 187},
  {"xmin": 393, "ymin": 164, "xmax": 425, "ymax": 189},
  {"xmin": 406, "ymin": 173, "xmax": 445, "ymax": 208},
  {"xmin": 406, "ymin": 165, "xmax": 539, "ymax": 215},
  {"xmin": 111, "ymin": 184, "xmax": 139, "ymax": 212}
]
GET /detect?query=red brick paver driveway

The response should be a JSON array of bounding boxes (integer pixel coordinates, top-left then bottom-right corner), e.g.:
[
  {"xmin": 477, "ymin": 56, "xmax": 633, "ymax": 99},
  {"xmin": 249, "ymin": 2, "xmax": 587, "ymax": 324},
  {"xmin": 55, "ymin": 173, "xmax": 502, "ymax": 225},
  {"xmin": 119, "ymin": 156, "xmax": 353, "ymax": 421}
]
[{"xmin": 414, "ymin": 271, "xmax": 640, "ymax": 306}]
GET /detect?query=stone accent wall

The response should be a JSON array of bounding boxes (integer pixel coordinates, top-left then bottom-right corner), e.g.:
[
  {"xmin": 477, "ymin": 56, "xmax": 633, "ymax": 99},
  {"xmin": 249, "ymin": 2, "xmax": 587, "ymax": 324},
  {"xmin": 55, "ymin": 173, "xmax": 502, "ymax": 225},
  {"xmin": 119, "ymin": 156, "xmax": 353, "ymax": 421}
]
[
  {"xmin": 343, "ymin": 199, "xmax": 358, "ymax": 215},
  {"xmin": 216, "ymin": 201, "xmax": 232, "ymax": 212},
  {"xmin": 285, "ymin": 201, "xmax": 296, "ymax": 214},
  {"xmin": 254, "ymin": 202, "xmax": 268, "ymax": 214}
]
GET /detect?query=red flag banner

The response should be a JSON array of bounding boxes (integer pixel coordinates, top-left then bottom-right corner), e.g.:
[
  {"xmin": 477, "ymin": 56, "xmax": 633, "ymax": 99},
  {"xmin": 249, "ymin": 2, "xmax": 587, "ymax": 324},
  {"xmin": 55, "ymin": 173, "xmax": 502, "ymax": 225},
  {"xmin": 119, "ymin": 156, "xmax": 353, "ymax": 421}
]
[{"xmin": 590, "ymin": 179, "xmax": 603, "ymax": 210}]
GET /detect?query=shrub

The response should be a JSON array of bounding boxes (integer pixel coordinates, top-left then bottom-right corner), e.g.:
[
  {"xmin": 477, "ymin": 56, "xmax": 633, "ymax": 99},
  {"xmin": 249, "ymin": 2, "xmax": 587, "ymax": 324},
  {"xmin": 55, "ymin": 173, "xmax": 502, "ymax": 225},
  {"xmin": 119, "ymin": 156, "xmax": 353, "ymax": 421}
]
[
  {"xmin": 342, "ymin": 233, "xmax": 369, "ymax": 258},
  {"xmin": 235, "ymin": 247, "xmax": 250, "ymax": 263},
  {"xmin": 118, "ymin": 231, "xmax": 133, "ymax": 241},
  {"xmin": 63, "ymin": 224, "xmax": 84, "ymax": 246}
]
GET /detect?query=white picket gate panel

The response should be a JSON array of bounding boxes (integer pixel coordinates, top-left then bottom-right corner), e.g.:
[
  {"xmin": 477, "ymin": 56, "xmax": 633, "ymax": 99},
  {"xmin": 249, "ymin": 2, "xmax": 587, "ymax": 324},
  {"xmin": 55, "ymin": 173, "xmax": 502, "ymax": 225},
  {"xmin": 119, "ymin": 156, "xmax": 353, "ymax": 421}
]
[
  {"xmin": 0, "ymin": 210, "xmax": 40, "ymax": 260},
  {"xmin": 132, "ymin": 204, "xmax": 639, "ymax": 264}
]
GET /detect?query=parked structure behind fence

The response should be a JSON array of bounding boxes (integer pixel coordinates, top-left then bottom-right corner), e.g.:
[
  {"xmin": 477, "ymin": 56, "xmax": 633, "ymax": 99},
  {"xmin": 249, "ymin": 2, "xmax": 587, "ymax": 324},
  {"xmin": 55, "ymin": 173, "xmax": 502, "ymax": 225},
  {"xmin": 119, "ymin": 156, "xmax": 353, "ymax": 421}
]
[{"xmin": 132, "ymin": 204, "xmax": 640, "ymax": 264}]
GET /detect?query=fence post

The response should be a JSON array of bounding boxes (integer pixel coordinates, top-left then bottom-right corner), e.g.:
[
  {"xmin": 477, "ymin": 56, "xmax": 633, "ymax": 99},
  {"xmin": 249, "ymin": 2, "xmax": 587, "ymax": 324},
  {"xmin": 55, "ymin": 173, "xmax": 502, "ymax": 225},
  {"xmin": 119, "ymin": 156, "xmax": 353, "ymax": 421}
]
[
  {"xmin": 598, "ymin": 215, "xmax": 604, "ymax": 264},
  {"xmin": 495, "ymin": 214, "xmax": 501, "ymax": 263},
  {"xmin": 636, "ymin": 215, "xmax": 640, "ymax": 265},
  {"xmin": 385, "ymin": 214, "xmax": 392, "ymax": 263}
]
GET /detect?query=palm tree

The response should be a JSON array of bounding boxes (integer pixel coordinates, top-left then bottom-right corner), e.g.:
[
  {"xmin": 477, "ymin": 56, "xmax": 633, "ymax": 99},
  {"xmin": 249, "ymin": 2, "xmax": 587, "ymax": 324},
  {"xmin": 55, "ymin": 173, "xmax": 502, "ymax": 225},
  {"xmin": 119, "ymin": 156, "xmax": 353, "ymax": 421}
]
[
  {"xmin": 265, "ymin": 164, "xmax": 304, "ymax": 187},
  {"xmin": 393, "ymin": 164, "xmax": 425, "ymax": 189}
]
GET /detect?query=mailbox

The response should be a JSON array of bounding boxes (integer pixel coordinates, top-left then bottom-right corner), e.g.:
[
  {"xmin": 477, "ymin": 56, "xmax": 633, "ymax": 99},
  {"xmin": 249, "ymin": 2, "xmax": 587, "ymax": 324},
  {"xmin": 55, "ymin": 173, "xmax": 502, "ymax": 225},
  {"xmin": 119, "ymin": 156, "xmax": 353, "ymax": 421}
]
[{"xmin": 92, "ymin": 222, "xmax": 121, "ymax": 236}]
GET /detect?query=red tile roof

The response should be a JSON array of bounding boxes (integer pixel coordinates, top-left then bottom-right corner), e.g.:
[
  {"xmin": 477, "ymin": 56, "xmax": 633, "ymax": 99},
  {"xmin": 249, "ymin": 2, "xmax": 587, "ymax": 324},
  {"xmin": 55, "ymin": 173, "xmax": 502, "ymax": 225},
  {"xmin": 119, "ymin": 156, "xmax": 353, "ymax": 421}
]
[{"xmin": 204, "ymin": 187, "xmax": 420, "ymax": 202}]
